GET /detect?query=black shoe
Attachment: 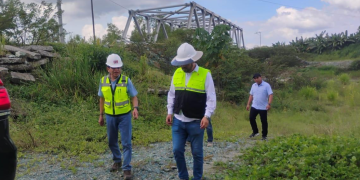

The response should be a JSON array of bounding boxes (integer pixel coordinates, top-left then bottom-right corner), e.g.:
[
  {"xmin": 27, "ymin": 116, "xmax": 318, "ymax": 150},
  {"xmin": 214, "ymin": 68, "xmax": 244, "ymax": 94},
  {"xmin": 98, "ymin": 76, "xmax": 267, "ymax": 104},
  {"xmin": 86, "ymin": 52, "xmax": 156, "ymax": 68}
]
[
  {"xmin": 262, "ymin": 136, "xmax": 267, "ymax": 141},
  {"xmin": 249, "ymin": 133, "xmax": 259, "ymax": 138}
]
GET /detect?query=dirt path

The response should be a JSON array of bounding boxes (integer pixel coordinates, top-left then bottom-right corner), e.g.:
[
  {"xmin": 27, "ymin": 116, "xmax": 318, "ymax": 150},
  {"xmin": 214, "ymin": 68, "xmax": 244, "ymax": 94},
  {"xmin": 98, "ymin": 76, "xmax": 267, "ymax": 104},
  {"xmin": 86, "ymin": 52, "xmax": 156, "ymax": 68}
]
[{"xmin": 16, "ymin": 139, "xmax": 256, "ymax": 180}]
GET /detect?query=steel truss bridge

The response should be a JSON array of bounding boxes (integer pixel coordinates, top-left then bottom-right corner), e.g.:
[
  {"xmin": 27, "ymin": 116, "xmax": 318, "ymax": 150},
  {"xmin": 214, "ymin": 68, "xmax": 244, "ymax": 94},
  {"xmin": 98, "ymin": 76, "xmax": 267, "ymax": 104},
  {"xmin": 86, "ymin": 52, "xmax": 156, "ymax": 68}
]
[{"xmin": 122, "ymin": 1, "xmax": 245, "ymax": 48}]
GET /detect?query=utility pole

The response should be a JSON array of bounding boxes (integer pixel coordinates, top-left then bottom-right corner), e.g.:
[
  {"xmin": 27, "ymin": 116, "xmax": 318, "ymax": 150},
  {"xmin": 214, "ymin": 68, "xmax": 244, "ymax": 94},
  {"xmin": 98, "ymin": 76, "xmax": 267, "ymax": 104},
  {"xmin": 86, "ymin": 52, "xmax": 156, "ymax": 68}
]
[
  {"xmin": 57, "ymin": 0, "xmax": 65, "ymax": 43},
  {"xmin": 255, "ymin": 31, "xmax": 261, "ymax": 47},
  {"xmin": 91, "ymin": 0, "xmax": 96, "ymax": 44}
]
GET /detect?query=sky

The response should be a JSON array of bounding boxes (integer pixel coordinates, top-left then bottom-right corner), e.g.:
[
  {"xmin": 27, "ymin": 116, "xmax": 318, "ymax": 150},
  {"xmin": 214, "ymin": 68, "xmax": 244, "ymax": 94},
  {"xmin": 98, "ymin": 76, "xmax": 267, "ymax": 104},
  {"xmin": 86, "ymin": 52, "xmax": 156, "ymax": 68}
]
[{"xmin": 17, "ymin": 0, "xmax": 360, "ymax": 49}]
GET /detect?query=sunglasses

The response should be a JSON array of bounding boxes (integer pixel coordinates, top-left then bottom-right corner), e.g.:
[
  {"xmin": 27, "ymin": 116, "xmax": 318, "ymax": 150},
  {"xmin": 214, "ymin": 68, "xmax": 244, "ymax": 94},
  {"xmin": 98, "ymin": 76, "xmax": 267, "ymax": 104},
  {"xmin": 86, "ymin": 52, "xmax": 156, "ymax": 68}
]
[{"xmin": 108, "ymin": 66, "xmax": 121, "ymax": 69}]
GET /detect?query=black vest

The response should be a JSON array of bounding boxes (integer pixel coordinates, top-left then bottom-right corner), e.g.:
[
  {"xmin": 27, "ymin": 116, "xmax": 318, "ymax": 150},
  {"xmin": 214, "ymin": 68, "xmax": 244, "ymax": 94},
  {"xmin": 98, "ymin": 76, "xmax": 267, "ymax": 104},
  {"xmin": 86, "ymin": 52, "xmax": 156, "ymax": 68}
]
[{"xmin": 173, "ymin": 90, "xmax": 206, "ymax": 119}]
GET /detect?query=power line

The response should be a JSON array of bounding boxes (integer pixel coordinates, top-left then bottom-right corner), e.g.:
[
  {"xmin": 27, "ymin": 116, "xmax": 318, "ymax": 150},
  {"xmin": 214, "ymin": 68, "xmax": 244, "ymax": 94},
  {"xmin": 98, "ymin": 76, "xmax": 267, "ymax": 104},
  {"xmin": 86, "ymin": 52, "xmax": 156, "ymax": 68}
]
[
  {"xmin": 104, "ymin": 0, "xmax": 129, "ymax": 11},
  {"xmin": 255, "ymin": 0, "xmax": 360, "ymax": 18}
]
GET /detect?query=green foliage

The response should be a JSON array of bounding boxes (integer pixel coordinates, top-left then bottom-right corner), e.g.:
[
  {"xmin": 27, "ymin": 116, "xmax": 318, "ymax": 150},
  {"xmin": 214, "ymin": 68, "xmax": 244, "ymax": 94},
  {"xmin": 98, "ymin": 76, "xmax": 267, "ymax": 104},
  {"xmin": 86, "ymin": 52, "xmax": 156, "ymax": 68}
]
[
  {"xmin": 349, "ymin": 60, "xmax": 360, "ymax": 71},
  {"xmin": 290, "ymin": 28, "xmax": 360, "ymax": 54},
  {"xmin": 139, "ymin": 55, "xmax": 148, "ymax": 76},
  {"xmin": 339, "ymin": 73, "xmax": 350, "ymax": 85},
  {"xmin": 327, "ymin": 90, "xmax": 338, "ymax": 102},
  {"xmin": 102, "ymin": 23, "xmax": 123, "ymax": 46},
  {"xmin": 299, "ymin": 86, "xmax": 318, "ymax": 100},
  {"xmin": 220, "ymin": 135, "xmax": 360, "ymax": 179},
  {"xmin": 1, "ymin": 0, "xmax": 62, "ymax": 45}
]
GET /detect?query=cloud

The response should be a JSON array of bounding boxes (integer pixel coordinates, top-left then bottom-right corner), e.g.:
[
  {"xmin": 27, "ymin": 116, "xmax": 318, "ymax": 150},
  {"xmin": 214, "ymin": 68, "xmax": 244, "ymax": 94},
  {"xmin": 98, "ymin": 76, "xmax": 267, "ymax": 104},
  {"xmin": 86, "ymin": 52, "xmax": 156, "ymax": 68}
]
[
  {"xmin": 82, "ymin": 24, "xmax": 107, "ymax": 40},
  {"xmin": 236, "ymin": 4, "xmax": 359, "ymax": 48},
  {"xmin": 21, "ymin": 0, "xmax": 186, "ymax": 19},
  {"xmin": 112, "ymin": 16, "xmax": 135, "ymax": 38},
  {"xmin": 322, "ymin": 0, "xmax": 360, "ymax": 10},
  {"xmin": 81, "ymin": 16, "xmax": 135, "ymax": 40},
  {"xmin": 266, "ymin": 6, "xmax": 332, "ymax": 33}
]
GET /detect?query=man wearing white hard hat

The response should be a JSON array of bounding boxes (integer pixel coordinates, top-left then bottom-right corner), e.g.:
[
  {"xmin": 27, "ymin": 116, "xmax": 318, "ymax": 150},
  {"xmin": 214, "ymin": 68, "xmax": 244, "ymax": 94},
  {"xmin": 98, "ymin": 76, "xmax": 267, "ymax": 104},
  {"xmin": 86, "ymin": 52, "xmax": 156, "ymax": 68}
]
[
  {"xmin": 98, "ymin": 53, "xmax": 138, "ymax": 179},
  {"xmin": 166, "ymin": 43, "xmax": 216, "ymax": 180}
]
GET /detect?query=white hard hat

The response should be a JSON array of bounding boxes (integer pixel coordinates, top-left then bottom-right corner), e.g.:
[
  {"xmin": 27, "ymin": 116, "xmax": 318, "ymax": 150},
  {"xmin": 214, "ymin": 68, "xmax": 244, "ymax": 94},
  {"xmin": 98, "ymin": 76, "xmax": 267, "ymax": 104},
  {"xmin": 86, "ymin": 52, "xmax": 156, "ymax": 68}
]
[
  {"xmin": 106, "ymin": 54, "xmax": 123, "ymax": 68},
  {"xmin": 171, "ymin": 43, "xmax": 203, "ymax": 66}
]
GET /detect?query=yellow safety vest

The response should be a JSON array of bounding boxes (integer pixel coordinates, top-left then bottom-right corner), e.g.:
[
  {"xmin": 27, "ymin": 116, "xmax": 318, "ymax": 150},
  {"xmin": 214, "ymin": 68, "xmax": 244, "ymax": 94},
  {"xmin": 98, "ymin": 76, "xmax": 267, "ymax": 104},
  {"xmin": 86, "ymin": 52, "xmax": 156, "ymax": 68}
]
[
  {"xmin": 101, "ymin": 75, "xmax": 131, "ymax": 115},
  {"xmin": 172, "ymin": 67, "xmax": 209, "ymax": 118},
  {"xmin": 173, "ymin": 67, "xmax": 209, "ymax": 93}
]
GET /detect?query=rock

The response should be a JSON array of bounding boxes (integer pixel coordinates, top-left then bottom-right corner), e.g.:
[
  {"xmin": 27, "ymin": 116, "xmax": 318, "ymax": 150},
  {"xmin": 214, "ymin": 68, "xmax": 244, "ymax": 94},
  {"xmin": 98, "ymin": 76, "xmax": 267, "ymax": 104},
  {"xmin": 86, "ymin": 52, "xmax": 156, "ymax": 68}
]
[
  {"xmin": 4, "ymin": 45, "xmax": 41, "ymax": 60},
  {"xmin": 28, "ymin": 58, "xmax": 49, "ymax": 68},
  {"xmin": 35, "ymin": 50, "xmax": 60, "ymax": 58},
  {"xmin": 6, "ymin": 54, "xmax": 16, "ymax": 58},
  {"xmin": 10, "ymin": 72, "xmax": 35, "ymax": 83},
  {"xmin": 21, "ymin": 45, "xmax": 54, "ymax": 52},
  {"xmin": 171, "ymin": 166, "xmax": 177, "ymax": 170},
  {"xmin": 148, "ymin": 88, "xmax": 169, "ymax": 96},
  {"xmin": 15, "ymin": 51, "xmax": 27, "ymax": 58},
  {"xmin": 163, "ymin": 168, "xmax": 171, "ymax": 172},
  {"xmin": 0, "ymin": 57, "xmax": 26, "ymax": 64},
  {"xmin": 0, "ymin": 67, "xmax": 9, "ymax": 79},
  {"xmin": 2, "ymin": 63, "xmax": 33, "ymax": 71}
]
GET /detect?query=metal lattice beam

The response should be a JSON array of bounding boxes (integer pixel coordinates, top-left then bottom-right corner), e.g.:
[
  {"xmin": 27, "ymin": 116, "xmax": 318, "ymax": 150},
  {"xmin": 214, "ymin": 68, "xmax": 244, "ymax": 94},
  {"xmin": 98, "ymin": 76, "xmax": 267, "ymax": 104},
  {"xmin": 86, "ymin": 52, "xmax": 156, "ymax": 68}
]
[{"xmin": 122, "ymin": 1, "xmax": 245, "ymax": 49}]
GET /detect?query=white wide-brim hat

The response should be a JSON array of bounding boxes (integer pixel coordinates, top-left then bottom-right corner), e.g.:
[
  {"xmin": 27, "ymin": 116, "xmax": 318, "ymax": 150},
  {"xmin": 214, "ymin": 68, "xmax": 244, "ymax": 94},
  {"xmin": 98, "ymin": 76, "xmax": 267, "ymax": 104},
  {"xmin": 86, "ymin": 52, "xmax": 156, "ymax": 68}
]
[{"xmin": 171, "ymin": 43, "xmax": 203, "ymax": 66}]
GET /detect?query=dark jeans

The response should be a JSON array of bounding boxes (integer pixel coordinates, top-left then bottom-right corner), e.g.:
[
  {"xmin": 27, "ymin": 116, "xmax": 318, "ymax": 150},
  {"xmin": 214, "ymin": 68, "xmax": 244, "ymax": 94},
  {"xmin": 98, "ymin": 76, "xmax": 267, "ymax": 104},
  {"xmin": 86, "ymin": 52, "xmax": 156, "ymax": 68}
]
[{"xmin": 249, "ymin": 107, "xmax": 268, "ymax": 137}]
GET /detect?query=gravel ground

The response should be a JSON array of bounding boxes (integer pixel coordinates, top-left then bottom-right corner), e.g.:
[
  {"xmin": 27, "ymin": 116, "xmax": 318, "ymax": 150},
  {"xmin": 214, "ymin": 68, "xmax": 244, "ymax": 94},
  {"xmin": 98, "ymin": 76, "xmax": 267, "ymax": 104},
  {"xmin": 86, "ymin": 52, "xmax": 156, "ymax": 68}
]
[{"xmin": 16, "ymin": 139, "xmax": 256, "ymax": 180}]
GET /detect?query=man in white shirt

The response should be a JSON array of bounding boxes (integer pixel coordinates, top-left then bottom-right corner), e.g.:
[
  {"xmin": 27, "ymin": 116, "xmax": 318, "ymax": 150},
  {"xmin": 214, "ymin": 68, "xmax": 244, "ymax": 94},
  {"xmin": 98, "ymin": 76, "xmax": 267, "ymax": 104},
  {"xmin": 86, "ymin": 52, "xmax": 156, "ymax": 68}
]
[
  {"xmin": 246, "ymin": 73, "xmax": 273, "ymax": 141},
  {"xmin": 166, "ymin": 43, "xmax": 216, "ymax": 180}
]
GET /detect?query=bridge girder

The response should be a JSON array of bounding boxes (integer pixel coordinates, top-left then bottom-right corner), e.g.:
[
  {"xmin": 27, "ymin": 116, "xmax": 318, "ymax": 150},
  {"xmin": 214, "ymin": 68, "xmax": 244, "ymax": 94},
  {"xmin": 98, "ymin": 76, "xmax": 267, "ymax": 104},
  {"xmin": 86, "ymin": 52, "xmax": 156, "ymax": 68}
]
[{"xmin": 122, "ymin": 1, "xmax": 245, "ymax": 49}]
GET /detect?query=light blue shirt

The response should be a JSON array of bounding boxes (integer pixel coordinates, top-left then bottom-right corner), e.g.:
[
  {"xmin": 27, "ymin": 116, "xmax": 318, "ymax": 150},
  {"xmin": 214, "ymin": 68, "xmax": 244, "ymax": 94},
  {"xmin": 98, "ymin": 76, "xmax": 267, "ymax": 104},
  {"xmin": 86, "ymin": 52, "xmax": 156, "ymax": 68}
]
[
  {"xmin": 250, "ymin": 81, "xmax": 273, "ymax": 110},
  {"xmin": 98, "ymin": 75, "xmax": 138, "ymax": 97}
]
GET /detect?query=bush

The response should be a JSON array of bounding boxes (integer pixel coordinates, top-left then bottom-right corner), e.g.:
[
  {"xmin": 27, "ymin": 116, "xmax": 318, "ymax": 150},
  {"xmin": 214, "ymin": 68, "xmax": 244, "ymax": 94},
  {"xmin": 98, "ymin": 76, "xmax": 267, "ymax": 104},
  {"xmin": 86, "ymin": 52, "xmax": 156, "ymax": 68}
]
[
  {"xmin": 327, "ymin": 90, "xmax": 339, "ymax": 102},
  {"xmin": 349, "ymin": 60, "xmax": 360, "ymax": 71},
  {"xmin": 220, "ymin": 135, "xmax": 360, "ymax": 179},
  {"xmin": 339, "ymin": 73, "xmax": 350, "ymax": 85},
  {"xmin": 299, "ymin": 86, "xmax": 318, "ymax": 100}
]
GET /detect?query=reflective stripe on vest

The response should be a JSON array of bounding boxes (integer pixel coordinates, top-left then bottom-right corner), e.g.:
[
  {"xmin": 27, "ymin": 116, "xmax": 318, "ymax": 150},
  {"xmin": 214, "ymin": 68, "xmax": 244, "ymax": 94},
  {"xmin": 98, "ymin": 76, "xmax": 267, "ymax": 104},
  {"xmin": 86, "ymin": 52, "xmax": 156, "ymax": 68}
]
[
  {"xmin": 101, "ymin": 75, "xmax": 131, "ymax": 115},
  {"xmin": 173, "ymin": 67, "xmax": 209, "ymax": 93}
]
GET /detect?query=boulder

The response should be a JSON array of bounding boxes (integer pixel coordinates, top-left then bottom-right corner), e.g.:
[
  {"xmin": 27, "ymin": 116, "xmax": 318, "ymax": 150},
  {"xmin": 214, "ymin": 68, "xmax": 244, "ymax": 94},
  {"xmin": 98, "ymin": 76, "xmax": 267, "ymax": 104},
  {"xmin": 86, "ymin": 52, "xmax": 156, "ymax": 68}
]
[
  {"xmin": 0, "ymin": 57, "xmax": 26, "ymax": 64},
  {"xmin": 35, "ymin": 50, "xmax": 60, "ymax": 58},
  {"xmin": 2, "ymin": 63, "xmax": 33, "ymax": 71},
  {"xmin": 28, "ymin": 58, "xmax": 49, "ymax": 68},
  {"xmin": 0, "ymin": 67, "xmax": 9, "ymax": 79},
  {"xmin": 15, "ymin": 51, "xmax": 27, "ymax": 58},
  {"xmin": 4, "ymin": 45, "xmax": 41, "ymax": 60},
  {"xmin": 10, "ymin": 72, "xmax": 35, "ymax": 84},
  {"xmin": 21, "ymin": 45, "xmax": 54, "ymax": 52}
]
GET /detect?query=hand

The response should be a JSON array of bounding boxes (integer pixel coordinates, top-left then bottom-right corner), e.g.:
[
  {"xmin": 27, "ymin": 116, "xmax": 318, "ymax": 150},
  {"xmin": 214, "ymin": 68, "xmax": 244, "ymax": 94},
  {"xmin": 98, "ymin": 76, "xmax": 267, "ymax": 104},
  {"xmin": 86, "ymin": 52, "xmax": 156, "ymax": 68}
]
[
  {"xmin": 246, "ymin": 105, "xmax": 250, "ymax": 111},
  {"xmin": 132, "ymin": 108, "xmax": 139, "ymax": 119},
  {"xmin": 99, "ymin": 115, "xmax": 104, "ymax": 126},
  {"xmin": 200, "ymin": 117, "xmax": 209, "ymax": 129},
  {"xmin": 266, "ymin": 104, "xmax": 271, "ymax": 110},
  {"xmin": 166, "ymin": 114, "xmax": 173, "ymax": 126}
]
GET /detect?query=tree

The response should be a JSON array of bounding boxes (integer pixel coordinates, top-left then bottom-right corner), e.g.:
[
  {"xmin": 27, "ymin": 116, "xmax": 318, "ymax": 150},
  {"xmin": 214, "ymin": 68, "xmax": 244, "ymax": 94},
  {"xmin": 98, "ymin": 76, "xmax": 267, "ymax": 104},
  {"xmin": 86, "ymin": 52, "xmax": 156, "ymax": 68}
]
[
  {"xmin": 102, "ymin": 23, "xmax": 123, "ymax": 46},
  {"xmin": 1, "ymin": 0, "xmax": 63, "ymax": 45},
  {"xmin": 0, "ymin": 0, "xmax": 18, "ymax": 40}
]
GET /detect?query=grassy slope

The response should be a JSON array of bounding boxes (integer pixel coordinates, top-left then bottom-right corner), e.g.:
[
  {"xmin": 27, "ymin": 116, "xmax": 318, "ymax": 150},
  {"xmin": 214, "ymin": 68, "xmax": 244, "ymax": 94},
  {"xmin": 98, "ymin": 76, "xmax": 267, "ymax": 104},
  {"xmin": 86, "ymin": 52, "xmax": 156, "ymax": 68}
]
[{"xmin": 306, "ymin": 43, "xmax": 360, "ymax": 61}]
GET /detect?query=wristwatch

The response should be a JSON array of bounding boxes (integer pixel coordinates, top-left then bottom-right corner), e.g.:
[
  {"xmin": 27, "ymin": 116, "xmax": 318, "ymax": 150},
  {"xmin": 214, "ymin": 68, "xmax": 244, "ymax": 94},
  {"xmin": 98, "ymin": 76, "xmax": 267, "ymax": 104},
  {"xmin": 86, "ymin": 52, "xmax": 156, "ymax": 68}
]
[
  {"xmin": 205, "ymin": 115, "xmax": 210, "ymax": 120},
  {"xmin": 133, "ymin": 106, "xmax": 139, "ymax": 110}
]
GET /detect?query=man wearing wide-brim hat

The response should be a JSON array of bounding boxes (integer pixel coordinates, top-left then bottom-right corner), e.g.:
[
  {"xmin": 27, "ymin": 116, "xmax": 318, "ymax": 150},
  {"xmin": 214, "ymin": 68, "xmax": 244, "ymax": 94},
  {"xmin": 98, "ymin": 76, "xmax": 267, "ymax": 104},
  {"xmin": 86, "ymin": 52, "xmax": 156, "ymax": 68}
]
[{"xmin": 166, "ymin": 43, "xmax": 217, "ymax": 180}]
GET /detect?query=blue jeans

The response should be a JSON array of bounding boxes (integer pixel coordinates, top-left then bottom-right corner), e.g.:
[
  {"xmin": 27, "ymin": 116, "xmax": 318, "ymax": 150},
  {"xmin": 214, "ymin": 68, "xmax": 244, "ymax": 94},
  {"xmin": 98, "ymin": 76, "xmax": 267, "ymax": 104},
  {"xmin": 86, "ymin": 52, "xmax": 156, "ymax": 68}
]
[
  {"xmin": 106, "ymin": 112, "xmax": 132, "ymax": 170},
  {"xmin": 172, "ymin": 117, "xmax": 204, "ymax": 180},
  {"xmin": 186, "ymin": 118, "xmax": 213, "ymax": 142}
]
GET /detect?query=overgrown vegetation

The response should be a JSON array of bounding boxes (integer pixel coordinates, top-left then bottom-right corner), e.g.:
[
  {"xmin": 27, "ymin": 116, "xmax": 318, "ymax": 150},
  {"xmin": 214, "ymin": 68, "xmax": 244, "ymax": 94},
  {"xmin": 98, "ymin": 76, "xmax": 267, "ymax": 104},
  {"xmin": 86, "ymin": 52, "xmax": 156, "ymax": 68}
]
[
  {"xmin": 216, "ymin": 134, "xmax": 360, "ymax": 179},
  {"xmin": 2, "ymin": 1, "xmax": 360, "ymax": 177}
]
